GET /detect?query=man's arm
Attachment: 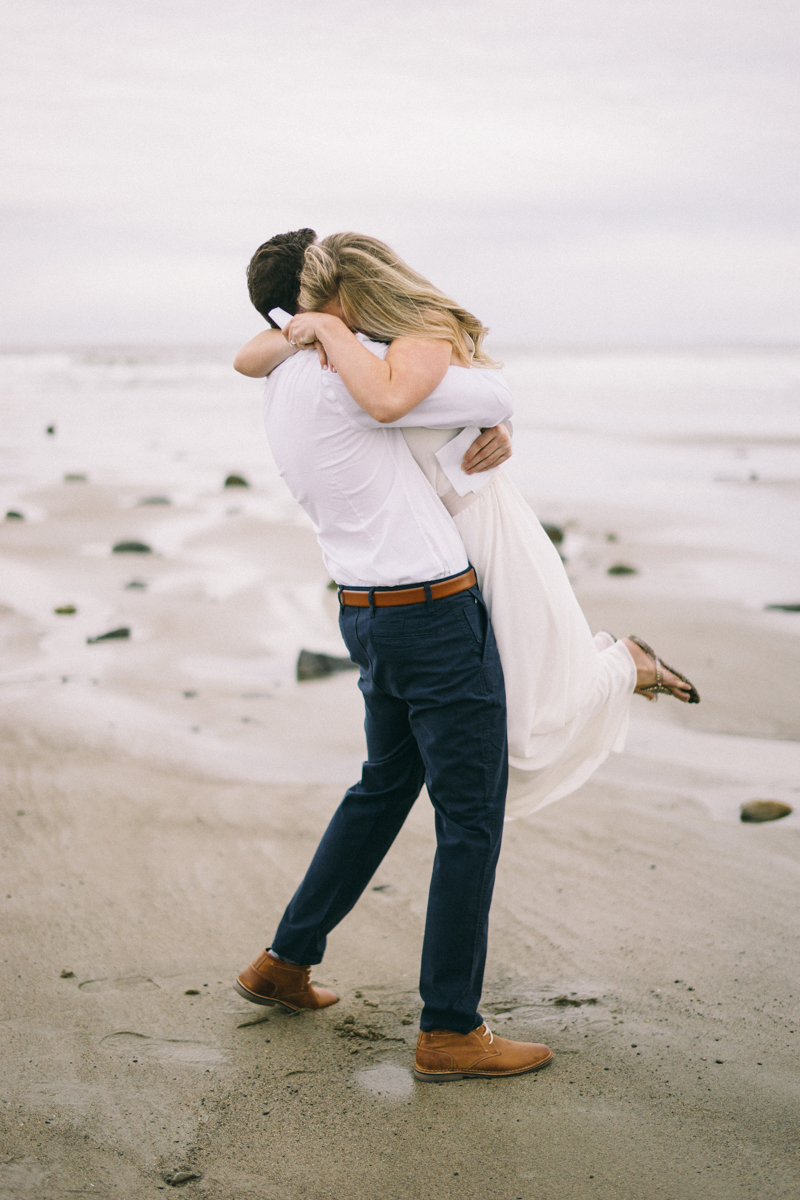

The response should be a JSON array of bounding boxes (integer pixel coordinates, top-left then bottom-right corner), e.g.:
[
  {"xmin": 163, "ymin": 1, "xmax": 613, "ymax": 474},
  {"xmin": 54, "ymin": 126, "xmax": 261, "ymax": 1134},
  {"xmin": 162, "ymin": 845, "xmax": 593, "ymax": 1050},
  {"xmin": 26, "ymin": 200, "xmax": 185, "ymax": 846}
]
[
  {"xmin": 234, "ymin": 329, "xmax": 298, "ymax": 377},
  {"xmin": 340, "ymin": 361, "xmax": 514, "ymax": 432},
  {"xmin": 333, "ymin": 363, "xmax": 514, "ymax": 471}
]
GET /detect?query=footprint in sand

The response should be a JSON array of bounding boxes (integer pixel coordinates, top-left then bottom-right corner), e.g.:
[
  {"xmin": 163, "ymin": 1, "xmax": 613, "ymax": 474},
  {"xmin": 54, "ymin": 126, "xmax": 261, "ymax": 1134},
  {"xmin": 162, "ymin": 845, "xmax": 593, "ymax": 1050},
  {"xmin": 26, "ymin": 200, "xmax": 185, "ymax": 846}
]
[
  {"xmin": 0, "ymin": 1158, "xmax": 50, "ymax": 1191},
  {"xmin": 78, "ymin": 975, "xmax": 160, "ymax": 993},
  {"xmin": 101, "ymin": 1032, "xmax": 228, "ymax": 1066},
  {"xmin": 356, "ymin": 1063, "xmax": 414, "ymax": 1100}
]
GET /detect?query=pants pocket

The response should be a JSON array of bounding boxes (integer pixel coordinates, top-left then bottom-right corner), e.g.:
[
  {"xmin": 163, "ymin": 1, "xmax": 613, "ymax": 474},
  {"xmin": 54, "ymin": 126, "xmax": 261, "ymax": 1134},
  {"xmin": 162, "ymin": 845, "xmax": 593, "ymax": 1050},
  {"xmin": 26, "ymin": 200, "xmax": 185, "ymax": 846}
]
[
  {"xmin": 339, "ymin": 609, "xmax": 370, "ymax": 670},
  {"xmin": 461, "ymin": 594, "xmax": 489, "ymax": 658}
]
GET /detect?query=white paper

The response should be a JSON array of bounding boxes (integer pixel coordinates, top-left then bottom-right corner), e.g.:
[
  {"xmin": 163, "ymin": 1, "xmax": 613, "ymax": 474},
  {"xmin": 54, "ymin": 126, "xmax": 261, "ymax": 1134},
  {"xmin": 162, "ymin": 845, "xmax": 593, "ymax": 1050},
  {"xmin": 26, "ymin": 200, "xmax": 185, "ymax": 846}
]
[
  {"xmin": 268, "ymin": 307, "xmax": 293, "ymax": 330},
  {"xmin": 434, "ymin": 426, "xmax": 502, "ymax": 497}
]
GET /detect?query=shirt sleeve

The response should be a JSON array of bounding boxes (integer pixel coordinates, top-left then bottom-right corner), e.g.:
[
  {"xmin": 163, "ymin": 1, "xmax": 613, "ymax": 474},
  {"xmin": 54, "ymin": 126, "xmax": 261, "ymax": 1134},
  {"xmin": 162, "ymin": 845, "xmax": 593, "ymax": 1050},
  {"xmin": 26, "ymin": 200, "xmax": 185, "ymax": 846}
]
[{"xmin": 333, "ymin": 364, "xmax": 515, "ymax": 430}]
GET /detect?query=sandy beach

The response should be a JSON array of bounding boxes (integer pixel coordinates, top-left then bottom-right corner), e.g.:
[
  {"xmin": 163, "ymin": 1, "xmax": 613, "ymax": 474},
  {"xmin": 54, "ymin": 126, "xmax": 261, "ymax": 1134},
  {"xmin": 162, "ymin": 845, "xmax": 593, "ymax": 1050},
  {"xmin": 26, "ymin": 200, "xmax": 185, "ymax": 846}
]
[{"xmin": 2, "ymin": 346, "xmax": 799, "ymax": 1199}]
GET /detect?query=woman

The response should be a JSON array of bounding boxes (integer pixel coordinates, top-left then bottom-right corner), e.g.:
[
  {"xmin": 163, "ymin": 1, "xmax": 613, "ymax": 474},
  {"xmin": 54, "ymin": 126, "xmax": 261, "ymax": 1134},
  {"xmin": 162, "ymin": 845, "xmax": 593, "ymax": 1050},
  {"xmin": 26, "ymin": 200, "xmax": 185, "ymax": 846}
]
[{"xmin": 235, "ymin": 233, "xmax": 698, "ymax": 819}]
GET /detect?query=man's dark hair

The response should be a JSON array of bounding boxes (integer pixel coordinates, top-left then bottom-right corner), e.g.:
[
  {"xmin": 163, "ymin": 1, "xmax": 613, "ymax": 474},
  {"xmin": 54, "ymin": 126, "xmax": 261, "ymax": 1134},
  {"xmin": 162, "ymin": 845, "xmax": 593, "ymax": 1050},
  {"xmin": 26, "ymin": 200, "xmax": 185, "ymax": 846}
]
[{"xmin": 246, "ymin": 228, "xmax": 317, "ymax": 326}]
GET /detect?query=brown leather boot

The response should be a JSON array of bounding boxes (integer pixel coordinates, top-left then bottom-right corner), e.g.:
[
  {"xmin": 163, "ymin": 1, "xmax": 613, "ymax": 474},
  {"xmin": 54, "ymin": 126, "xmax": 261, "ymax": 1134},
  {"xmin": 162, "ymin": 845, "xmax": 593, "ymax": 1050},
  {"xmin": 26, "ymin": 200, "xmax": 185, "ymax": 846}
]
[
  {"xmin": 234, "ymin": 949, "xmax": 338, "ymax": 1013},
  {"xmin": 414, "ymin": 1023, "xmax": 553, "ymax": 1082}
]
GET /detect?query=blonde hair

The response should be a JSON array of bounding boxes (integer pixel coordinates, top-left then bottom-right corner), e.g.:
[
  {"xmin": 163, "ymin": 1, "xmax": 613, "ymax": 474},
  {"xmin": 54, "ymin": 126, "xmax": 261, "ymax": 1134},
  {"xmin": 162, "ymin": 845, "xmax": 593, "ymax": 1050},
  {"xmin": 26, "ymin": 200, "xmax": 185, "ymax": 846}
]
[{"xmin": 298, "ymin": 232, "xmax": 500, "ymax": 368}]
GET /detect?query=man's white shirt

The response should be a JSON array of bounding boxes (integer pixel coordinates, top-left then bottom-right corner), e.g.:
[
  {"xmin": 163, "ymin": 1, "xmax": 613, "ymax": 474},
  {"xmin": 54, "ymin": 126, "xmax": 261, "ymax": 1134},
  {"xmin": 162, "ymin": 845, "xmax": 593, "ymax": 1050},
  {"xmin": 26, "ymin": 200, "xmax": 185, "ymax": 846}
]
[{"xmin": 262, "ymin": 338, "xmax": 514, "ymax": 587}]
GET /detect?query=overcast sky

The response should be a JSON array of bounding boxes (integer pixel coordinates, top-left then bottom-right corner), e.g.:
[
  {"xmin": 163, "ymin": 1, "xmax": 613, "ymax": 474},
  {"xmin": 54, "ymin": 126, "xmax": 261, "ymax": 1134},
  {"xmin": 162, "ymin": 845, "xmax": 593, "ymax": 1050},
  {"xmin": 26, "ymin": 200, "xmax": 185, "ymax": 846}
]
[{"xmin": 1, "ymin": 0, "xmax": 798, "ymax": 346}]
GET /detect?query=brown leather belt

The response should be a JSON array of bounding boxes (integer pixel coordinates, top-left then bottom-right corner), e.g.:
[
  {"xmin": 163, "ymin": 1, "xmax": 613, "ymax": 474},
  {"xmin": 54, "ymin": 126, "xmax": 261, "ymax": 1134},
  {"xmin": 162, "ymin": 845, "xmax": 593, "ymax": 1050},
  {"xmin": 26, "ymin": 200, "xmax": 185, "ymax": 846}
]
[{"xmin": 339, "ymin": 567, "xmax": 477, "ymax": 608}]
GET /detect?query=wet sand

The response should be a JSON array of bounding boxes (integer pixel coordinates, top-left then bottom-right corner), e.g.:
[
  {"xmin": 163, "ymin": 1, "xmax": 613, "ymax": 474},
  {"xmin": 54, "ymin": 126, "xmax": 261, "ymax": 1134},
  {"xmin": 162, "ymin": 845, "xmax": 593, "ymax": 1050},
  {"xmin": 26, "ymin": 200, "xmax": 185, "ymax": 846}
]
[{"xmin": 2, "ymin": 479, "xmax": 800, "ymax": 1200}]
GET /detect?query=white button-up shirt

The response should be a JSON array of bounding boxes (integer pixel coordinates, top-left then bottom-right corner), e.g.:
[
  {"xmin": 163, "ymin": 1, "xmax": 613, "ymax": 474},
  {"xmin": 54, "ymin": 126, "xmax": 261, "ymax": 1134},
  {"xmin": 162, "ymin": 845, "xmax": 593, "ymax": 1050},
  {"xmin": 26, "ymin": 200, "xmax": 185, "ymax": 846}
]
[{"xmin": 262, "ymin": 337, "xmax": 514, "ymax": 587}]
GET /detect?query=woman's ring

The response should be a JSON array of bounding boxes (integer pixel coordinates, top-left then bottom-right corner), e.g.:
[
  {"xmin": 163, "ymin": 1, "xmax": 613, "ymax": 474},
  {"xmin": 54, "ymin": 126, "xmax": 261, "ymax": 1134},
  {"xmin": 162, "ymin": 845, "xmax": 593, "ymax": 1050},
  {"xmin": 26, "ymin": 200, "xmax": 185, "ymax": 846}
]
[{"xmin": 289, "ymin": 340, "xmax": 297, "ymax": 346}]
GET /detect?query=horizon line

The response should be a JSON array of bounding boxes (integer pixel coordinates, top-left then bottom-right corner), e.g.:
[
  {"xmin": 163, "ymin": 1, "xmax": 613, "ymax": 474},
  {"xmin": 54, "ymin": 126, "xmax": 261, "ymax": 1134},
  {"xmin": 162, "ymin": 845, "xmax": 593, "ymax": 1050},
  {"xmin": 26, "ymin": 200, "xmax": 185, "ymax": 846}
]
[{"xmin": 1, "ymin": 340, "xmax": 799, "ymax": 355}]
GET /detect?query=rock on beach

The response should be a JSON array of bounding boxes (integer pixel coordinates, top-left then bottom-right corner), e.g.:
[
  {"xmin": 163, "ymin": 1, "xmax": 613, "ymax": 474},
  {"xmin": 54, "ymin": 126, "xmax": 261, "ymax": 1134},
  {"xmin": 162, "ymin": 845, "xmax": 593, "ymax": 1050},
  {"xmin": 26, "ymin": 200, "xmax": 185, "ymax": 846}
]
[
  {"xmin": 113, "ymin": 541, "xmax": 152, "ymax": 554},
  {"xmin": 87, "ymin": 627, "xmax": 131, "ymax": 644},
  {"xmin": 740, "ymin": 800, "xmax": 793, "ymax": 823},
  {"xmin": 542, "ymin": 523, "xmax": 564, "ymax": 546},
  {"xmin": 297, "ymin": 649, "xmax": 358, "ymax": 681}
]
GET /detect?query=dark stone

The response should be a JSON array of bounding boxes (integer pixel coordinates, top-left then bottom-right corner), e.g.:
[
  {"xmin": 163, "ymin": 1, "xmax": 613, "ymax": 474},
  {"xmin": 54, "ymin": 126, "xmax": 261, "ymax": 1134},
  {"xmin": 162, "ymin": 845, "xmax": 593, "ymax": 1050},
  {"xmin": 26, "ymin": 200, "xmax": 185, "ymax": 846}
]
[
  {"xmin": 607, "ymin": 563, "xmax": 638, "ymax": 576},
  {"xmin": 64, "ymin": 473, "xmax": 87, "ymax": 482},
  {"xmin": 542, "ymin": 523, "xmax": 564, "ymax": 546},
  {"xmin": 606, "ymin": 532, "xmax": 618, "ymax": 542},
  {"xmin": 327, "ymin": 579, "xmax": 339, "ymax": 590},
  {"xmin": 54, "ymin": 605, "xmax": 77, "ymax": 615},
  {"xmin": 552, "ymin": 995, "xmax": 597, "ymax": 1006},
  {"xmin": 764, "ymin": 602, "xmax": 800, "ymax": 612},
  {"xmin": 138, "ymin": 496, "xmax": 171, "ymax": 505},
  {"xmin": 740, "ymin": 800, "xmax": 792, "ymax": 823},
  {"xmin": 125, "ymin": 579, "xmax": 147, "ymax": 589},
  {"xmin": 112, "ymin": 541, "xmax": 152, "ymax": 554},
  {"xmin": 224, "ymin": 474, "xmax": 249, "ymax": 488},
  {"xmin": 5, "ymin": 510, "xmax": 23, "ymax": 520},
  {"xmin": 87, "ymin": 627, "xmax": 131, "ymax": 644},
  {"xmin": 184, "ymin": 989, "xmax": 199, "ymax": 995},
  {"xmin": 60, "ymin": 969, "xmax": 75, "ymax": 978},
  {"xmin": 46, "ymin": 424, "xmax": 56, "ymax": 435},
  {"xmin": 166, "ymin": 1171, "xmax": 202, "ymax": 1186},
  {"xmin": 297, "ymin": 649, "xmax": 357, "ymax": 681}
]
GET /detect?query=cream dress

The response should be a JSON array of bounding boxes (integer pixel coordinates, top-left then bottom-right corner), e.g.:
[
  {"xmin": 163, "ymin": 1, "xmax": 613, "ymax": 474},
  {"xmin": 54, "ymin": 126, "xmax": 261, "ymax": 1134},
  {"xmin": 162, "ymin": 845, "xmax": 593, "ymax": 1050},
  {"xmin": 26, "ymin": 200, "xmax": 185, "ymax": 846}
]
[{"xmin": 401, "ymin": 427, "xmax": 637, "ymax": 821}]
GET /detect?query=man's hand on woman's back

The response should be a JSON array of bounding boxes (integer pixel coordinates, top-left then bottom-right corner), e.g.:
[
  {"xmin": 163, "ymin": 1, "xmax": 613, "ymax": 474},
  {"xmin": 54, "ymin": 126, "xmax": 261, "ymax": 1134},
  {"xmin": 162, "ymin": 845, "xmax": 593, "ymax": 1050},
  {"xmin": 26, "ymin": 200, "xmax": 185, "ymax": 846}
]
[{"xmin": 462, "ymin": 424, "xmax": 512, "ymax": 474}]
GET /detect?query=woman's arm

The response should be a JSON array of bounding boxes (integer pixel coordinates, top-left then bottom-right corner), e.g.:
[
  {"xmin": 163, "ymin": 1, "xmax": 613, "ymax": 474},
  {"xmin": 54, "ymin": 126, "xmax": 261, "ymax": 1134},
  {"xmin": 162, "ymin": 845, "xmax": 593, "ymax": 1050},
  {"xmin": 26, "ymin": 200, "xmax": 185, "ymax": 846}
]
[
  {"xmin": 283, "ymin": 312, "xmax": 451, "ymax": 423},
  {"xmin": 233, "ymin": 329, "xmax": 299, "ymax": 378}
]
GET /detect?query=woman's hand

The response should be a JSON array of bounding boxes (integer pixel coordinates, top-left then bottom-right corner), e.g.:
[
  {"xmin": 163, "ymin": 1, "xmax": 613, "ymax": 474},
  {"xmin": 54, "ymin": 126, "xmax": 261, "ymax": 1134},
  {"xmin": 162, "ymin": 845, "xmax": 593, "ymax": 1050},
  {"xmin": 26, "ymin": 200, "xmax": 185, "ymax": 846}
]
[
  {"xmin": 283, "ymin": 312, "xmax": 337, "ymax": 346},
  {"xmin": 462, "ymin": 424, "xmax": 512, "ymax": 473},
  {"xmin": 284, "ymin": 312, "xmax": 343, "ymax": 370}
]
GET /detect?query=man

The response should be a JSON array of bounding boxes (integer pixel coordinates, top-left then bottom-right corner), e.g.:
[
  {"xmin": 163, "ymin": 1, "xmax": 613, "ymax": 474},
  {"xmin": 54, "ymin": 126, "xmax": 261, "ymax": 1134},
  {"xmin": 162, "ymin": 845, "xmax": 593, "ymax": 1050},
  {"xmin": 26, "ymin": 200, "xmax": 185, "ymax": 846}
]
[{"xmin": 233, "ymin": 229, "xmax": 552, "ymax": 1082}]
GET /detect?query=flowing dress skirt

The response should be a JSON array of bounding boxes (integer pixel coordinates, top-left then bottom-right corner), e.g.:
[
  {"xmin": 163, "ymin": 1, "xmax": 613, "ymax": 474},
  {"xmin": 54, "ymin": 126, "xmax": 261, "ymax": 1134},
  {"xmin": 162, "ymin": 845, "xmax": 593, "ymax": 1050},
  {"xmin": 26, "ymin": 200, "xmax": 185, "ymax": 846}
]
[{"xmin": 402, "ymin": 428, "xmax": 637, "ymax": 820}]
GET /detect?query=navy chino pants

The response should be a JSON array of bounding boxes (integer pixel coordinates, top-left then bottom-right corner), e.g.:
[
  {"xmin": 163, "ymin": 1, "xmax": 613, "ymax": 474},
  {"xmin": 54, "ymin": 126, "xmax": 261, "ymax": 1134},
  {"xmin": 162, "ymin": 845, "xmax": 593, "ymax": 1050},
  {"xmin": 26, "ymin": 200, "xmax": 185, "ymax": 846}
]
[{"xmin": 271, "ymin": 578, "xmax": 508, "ymax": 1033}]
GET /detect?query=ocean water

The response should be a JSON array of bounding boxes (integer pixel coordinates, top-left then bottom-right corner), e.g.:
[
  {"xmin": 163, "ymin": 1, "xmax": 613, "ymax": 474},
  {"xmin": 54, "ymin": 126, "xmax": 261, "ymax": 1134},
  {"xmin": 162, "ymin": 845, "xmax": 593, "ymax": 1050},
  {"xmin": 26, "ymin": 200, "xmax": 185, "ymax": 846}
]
[
  {"xmin": 1, "ymin": 344, "xmax": 799, "ymax": 611},
  {"xmin": 502, "ymin": 347, "xmax": 800, "ymax": 609}
]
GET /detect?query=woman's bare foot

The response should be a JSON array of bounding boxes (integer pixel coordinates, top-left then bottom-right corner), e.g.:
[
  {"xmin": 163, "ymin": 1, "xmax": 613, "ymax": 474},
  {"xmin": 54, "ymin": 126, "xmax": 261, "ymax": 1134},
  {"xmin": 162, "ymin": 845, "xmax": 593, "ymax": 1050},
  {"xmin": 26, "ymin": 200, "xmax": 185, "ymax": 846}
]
[{"xmin": 622, "ymin": 637, "xmax": 693, "ymax": 702}]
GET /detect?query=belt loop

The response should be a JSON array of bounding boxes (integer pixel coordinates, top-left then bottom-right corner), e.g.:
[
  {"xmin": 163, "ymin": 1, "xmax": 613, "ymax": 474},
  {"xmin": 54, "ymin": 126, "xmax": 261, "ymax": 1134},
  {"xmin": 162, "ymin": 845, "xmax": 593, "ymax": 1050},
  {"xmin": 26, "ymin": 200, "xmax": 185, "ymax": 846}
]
[
  {"xmin": 368, "ymin": 587, "xmax": 376, "ymax": 617},
  {"xmin": 423, "ymin": 582, "xmax": 434, "ymax": 613},
  {"xmin": 337, "ymin": 586, "xmax": 344, "ymax": 608}
]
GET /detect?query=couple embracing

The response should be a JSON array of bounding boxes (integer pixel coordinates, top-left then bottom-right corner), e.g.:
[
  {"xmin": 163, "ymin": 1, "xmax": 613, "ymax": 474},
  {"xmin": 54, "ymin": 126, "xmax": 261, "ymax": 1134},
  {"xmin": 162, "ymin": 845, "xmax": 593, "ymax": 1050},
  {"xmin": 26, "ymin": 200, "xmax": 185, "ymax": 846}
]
[{"xmin": 232, "ymin": 229, "xmax": 699, "ymax": 1082}]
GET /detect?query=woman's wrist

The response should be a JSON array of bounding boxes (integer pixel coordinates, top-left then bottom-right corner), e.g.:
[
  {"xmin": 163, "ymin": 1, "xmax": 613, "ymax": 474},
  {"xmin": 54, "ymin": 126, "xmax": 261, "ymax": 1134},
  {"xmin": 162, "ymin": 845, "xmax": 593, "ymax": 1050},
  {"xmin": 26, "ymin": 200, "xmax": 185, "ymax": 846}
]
[{"xmin": 313, "ymin": 314, "xmax": 353, "ymax": 348}]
